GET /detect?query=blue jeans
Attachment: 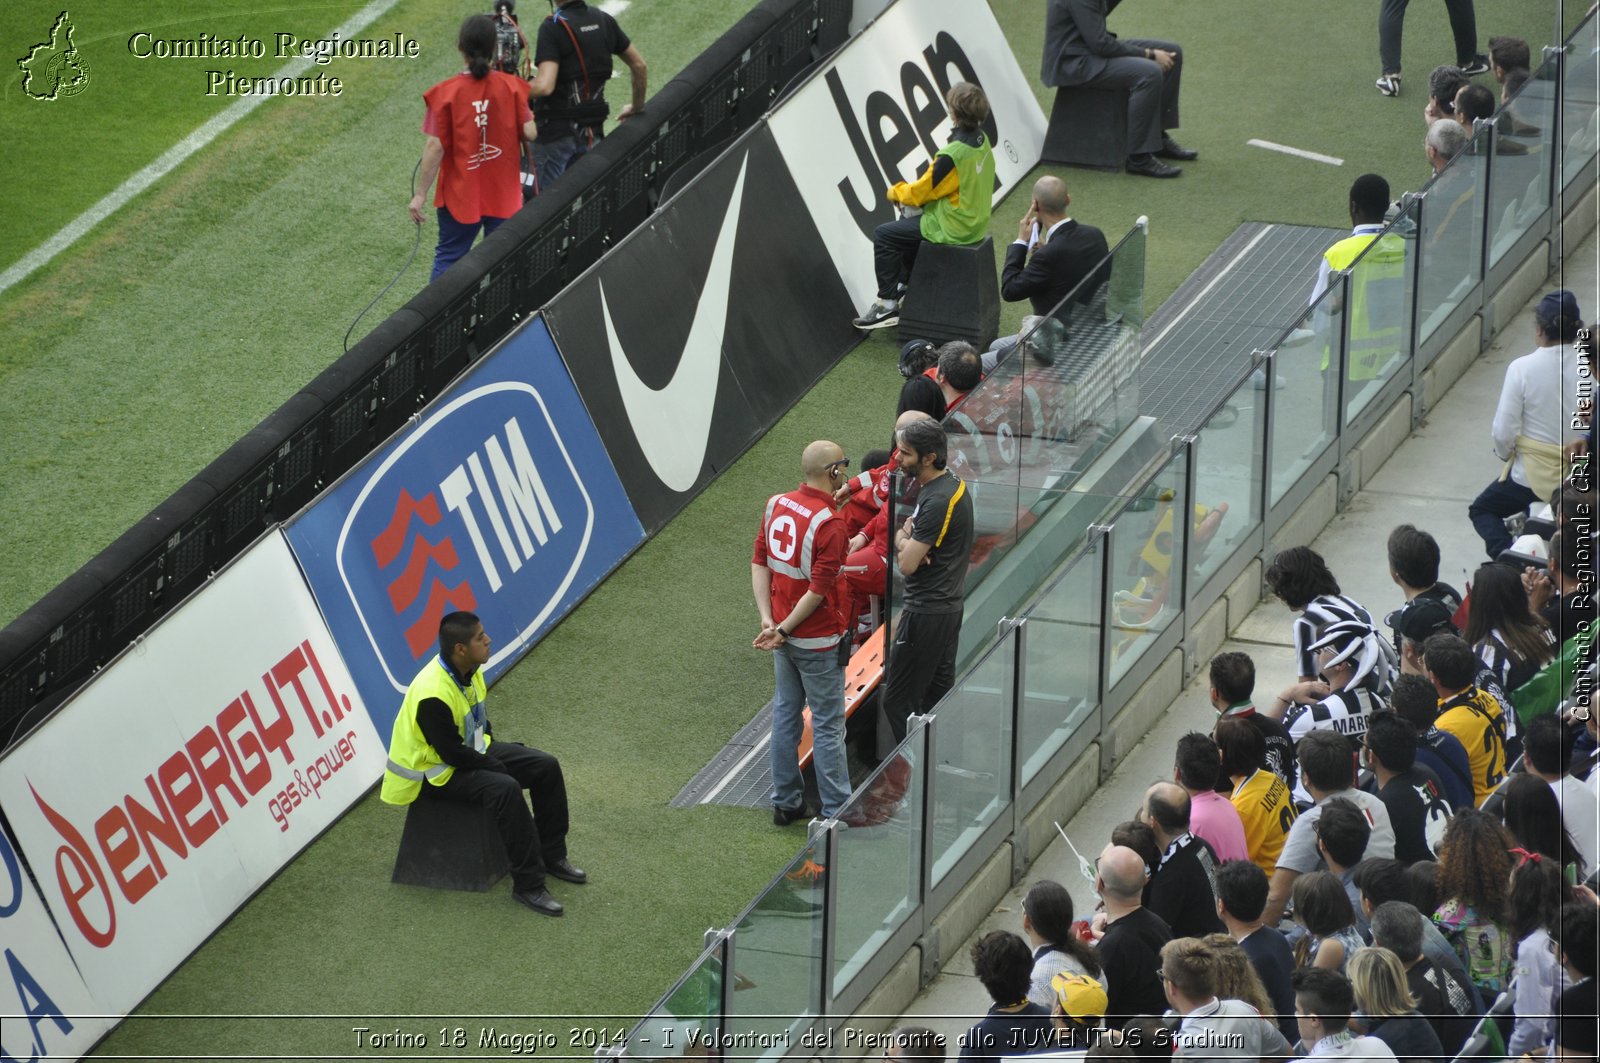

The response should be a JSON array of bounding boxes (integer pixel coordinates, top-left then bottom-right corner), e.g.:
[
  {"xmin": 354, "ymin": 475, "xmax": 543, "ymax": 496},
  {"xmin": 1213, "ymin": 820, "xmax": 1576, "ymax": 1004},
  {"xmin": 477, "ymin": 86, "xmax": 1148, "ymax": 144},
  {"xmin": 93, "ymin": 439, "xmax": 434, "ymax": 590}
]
[
  {"xmin": 528, "ymin": 132, "xmax": 595, "ymax": 193},
  {"xmin": 770, "ymin": 641, "xmax": 851, "ymax": 818},
  {"xmin": 1468, "ymin": 476, "xmax": 1539, "ymax": 558},
  {"xmin": 431, "ymin": 206, "xmax": 505, "ymax": 282}
]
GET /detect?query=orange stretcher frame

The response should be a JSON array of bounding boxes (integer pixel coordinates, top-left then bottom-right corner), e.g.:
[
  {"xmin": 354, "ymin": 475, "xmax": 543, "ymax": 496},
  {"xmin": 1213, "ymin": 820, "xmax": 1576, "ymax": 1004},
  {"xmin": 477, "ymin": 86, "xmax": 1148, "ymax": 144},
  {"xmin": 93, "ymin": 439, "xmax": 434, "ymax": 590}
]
[{"xmin": 795, "ymin": 626, "xmax": 884, "ymax": 769}]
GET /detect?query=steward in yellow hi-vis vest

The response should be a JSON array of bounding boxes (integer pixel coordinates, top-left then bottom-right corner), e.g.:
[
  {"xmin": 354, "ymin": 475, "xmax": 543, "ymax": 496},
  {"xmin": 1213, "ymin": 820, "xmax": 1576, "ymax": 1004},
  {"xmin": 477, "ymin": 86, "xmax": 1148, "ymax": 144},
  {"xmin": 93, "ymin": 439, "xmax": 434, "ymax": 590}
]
[
  {"xmin": 1308, "ymin": 174, "xmax": 1405, "ymax": 382},
  {"xmin": 382, "ymin": 656, "xmax": 489, "ymax": 803},
  {"xmin": 1325, "ymin": 231, "xmax": 1406, "ymax": 381},
  {"xmin": 381, "ymin": 610, "xmax": 587, "ymax": 917}
]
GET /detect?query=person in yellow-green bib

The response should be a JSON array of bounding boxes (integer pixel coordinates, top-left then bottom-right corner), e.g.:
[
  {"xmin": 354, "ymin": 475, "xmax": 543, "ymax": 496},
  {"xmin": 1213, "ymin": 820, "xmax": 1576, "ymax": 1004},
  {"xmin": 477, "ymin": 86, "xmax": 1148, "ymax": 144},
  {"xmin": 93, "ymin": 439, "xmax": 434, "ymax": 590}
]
[
  {"xmin": 854, "ymin": 82, "xmax": 996, "ymax": 332},
  {"xmin": 382, "ymin": 610, "xmax": 586, "ymax": 917}
]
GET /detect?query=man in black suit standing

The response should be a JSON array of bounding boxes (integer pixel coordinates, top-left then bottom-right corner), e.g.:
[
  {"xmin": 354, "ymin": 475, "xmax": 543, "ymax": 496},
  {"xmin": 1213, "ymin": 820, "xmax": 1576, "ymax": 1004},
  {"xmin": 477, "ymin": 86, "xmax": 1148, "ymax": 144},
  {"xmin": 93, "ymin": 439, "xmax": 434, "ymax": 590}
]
[
  {"xmin": 1041, "ymin": 0, "xmax": 1196, "ymax": 178},
  {"xmin": 982, "ymin": 175, "xmax": 1109, "ymax": 371}
]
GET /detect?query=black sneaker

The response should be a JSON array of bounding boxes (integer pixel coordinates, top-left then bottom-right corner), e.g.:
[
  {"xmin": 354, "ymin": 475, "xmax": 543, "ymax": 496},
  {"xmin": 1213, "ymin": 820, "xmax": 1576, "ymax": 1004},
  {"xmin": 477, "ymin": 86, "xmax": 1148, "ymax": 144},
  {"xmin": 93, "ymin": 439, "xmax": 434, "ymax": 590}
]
[
  {"xmin": 773, "ymin": 803, "xmax": 813, "ymax": 826},
  {"xmin": 852, "ymin": 300, "xmax": 900, "ymax": 330},
  {"xmin": 1460, "ymin": 54, "xmax": 1490, "ymax": 76}
]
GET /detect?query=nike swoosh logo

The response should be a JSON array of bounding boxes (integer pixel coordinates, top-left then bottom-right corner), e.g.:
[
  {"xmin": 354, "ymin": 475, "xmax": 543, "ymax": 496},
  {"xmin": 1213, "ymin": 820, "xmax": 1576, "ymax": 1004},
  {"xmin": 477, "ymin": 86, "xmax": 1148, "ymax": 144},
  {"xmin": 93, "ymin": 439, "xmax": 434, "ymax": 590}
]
[{"xmin": 598, "ymin": 153, "xmax": 749, "ymax": 493}]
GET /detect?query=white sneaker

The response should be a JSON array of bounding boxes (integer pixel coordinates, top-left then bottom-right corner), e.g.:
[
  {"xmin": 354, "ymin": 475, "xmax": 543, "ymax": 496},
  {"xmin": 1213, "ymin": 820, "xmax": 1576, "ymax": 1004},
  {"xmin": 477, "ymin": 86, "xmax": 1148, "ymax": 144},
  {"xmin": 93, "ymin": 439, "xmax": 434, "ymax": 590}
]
[
  {"xmin": 1250, "ymin": 367, "xmax": 1287, "ymax": 391},
  {"xmin": 852, "ymin": 299, "xmax": 900, "ymax": 330}
]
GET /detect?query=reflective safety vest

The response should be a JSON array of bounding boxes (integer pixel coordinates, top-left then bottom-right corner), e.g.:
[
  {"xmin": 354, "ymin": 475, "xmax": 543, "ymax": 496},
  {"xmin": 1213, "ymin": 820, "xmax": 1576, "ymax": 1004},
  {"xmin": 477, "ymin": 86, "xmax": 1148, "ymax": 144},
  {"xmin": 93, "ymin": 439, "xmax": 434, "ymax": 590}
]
[
  {"xmin": 761, "ymin": 489, "xmax": 844, "ymax": 650},
  {"xmin": 380, "ymin": 656, "xmax": 491, "ymax": 805},
  {"xmin": 1321, "ymin": 232, "xmax": 1407, "ymax": 380},
  {"xmin": 921, "ymin": 135, "xmax": 995, "ymax": 247}
]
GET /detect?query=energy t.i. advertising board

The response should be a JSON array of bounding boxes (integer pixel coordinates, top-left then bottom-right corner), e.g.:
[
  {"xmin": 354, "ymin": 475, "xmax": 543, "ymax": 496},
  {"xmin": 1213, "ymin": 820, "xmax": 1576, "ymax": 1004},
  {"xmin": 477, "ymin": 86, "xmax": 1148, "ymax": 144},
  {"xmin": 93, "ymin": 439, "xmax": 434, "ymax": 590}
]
[{"xmin": 0, "ymin": 532, "xmax": 385, "ymax": 1018}]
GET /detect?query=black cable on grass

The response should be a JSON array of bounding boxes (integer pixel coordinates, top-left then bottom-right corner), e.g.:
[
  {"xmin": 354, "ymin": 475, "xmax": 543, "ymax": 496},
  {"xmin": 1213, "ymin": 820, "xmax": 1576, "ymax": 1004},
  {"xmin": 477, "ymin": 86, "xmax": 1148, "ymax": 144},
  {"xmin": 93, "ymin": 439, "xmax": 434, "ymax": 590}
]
[{"xmin": 344, "ymin": 158, "xmax": 424, "ymax": 355}]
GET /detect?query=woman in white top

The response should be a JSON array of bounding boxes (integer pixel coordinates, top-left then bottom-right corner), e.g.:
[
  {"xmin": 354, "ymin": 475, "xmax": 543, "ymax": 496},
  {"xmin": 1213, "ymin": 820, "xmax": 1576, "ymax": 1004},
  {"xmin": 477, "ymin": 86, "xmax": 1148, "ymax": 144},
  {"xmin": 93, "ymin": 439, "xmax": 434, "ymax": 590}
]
[{"xmin": 1506, "ymin": 854, "xmax": 1575, "ymax": 1057}]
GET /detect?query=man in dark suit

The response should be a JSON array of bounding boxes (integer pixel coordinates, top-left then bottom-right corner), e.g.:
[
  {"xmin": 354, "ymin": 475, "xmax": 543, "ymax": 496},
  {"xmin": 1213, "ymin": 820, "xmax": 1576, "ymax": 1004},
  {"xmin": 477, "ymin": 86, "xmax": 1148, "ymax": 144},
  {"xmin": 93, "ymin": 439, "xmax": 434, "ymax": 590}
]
[
  {"xmin": 982, "ymin": 175, "xmax": 1109, "ymax": 371},
  {"xmin": 1041, "ymin": 0, "xmax": 1196, "ymax": 178}
]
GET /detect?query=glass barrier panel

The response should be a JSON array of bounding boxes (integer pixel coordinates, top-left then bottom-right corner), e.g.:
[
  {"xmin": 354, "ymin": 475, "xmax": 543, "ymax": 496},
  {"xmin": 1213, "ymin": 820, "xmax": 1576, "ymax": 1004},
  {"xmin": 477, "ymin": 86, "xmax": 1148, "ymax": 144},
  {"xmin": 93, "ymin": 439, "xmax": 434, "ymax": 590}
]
[
  {"xmin": 1489, "ymin": 71, "xmax": 1557, "ymax": 268},
  {"xmin": 1563, "ymin": 16, "xmax": 1600, "ymax": 188},
  {"xmin": 829, "ymin": 723, "xmax": 926, "ymax": 998},
  {"xmin": 1190, "ymin": 371, "xmax": 1265, "ymax": 592},
  {"xmin": 1106, "ymin": 450, "xmax": 1188, "ymax": 687},
  {"xmin": 625, "ymin": 941, "xmax": 725, "ymax": 1060},
  {"xmin": 1269, "ymin": 274, "xmax": 1344, "ymax": 505},
  {"xmin": 724, "ymin": 843, "xmax": 824, "ymax": 1060},
  {"xmin": 1341, "ymin": 202, "xmax": 1416, "ymax": 426},
  {"xmin": 1018, "ymin": 541, "xmax": 1103, "ymax": 788},
  {"xmin": 930, "ymin": 630, "xmax": 1016, "ymax": 887},
  {"xmin": 1416, "ymin": 126, "xmax": 1489, "ymax": 347},
  {"xmin": 946, "ymin": 223, "xmax": 1146, "ymax": 668}
]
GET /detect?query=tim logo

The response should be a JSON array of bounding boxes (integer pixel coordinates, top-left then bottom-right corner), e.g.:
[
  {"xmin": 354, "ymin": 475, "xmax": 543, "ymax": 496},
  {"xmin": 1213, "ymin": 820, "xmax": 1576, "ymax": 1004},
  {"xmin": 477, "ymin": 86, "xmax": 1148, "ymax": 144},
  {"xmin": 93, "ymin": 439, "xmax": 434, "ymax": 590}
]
[{"xmin": 336, "ymin": 383, "xmax": 596, "ymax": 693}]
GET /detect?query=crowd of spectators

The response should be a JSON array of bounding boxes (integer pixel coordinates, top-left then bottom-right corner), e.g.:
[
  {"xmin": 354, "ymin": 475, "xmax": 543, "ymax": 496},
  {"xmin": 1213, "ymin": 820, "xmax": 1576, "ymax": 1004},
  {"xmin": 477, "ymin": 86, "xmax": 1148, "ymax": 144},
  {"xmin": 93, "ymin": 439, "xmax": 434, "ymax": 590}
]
[{"xmin": 906, "ymin": 508, "xmax": 1598, "ymax": 1059}]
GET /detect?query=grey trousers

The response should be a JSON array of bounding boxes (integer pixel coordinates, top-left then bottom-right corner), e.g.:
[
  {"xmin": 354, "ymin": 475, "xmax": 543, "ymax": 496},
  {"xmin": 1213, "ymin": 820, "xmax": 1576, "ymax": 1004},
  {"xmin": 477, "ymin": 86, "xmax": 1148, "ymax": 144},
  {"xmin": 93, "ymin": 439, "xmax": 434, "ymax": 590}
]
[{"xmin": 1061, "ymin": 39, "xmax": 1183, "ymax": 156}]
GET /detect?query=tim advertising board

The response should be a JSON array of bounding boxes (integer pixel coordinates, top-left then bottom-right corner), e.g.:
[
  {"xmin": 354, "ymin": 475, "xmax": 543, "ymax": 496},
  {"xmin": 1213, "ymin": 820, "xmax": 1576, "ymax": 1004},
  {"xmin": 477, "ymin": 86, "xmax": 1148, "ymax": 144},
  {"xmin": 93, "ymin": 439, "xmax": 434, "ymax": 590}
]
[
  {"xmin": 0, "ymin": 821, "xmax": 110, "ymax": 1061},
  {"xmin": 286, "ymin": 318, "xmax": 644, "ymax": 733},
  {"xmin": 767, "ymin": 0, "xmax": 1047, "ymax": 309},
  {"xmin": 0, "ymin": 533, "xmax": 384, "ymax": 1017}
]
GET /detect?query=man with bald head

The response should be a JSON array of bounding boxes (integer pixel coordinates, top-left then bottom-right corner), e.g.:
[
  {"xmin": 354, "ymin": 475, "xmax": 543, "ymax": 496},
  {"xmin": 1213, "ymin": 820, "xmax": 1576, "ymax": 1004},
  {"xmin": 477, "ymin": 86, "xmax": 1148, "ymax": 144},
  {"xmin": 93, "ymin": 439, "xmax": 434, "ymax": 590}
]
[
  {"xmin": 1139, "ymin": 780, "xmax": 1226, "ymax": 938},
  {"xmin": 752, "ymin": 440, "xmax": 853, "ymax": 824},
  {"xmin": 985, "ymin": 175, "xmax": 1110, "ymax": 372},
  {"xmin": 1093, "ymin": 843, "xmax": 1172, "ymax": 1027}
]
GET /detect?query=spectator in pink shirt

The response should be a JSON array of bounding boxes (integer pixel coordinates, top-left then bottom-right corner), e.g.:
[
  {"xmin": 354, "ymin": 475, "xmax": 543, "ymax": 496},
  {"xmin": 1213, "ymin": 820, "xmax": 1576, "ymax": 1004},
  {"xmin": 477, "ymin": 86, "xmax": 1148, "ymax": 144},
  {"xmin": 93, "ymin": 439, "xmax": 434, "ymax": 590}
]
[{"xmin": 1175, "ymin": 731, "xmax": 1249, "ymax": 863}]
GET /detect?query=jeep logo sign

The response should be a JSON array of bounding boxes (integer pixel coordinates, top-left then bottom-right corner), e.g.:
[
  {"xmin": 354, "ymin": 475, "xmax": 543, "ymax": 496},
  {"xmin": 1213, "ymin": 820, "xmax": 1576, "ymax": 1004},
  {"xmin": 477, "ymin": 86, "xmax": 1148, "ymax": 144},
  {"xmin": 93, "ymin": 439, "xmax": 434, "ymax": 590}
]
[{"xmin": 765, "ymin": 0, "xmax": 1046, "ymax": 309}]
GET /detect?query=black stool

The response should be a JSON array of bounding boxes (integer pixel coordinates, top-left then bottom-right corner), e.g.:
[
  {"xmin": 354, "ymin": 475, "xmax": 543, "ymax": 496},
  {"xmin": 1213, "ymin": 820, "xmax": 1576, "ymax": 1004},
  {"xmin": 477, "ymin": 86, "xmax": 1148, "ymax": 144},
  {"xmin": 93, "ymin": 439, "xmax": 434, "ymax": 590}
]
[
  {"xmin": 391, "ymin": 797, "xmax": 508, "ymax": 892},
  {"xmin": 897, "ymin": 236, "xmax": 1000, "ymax": 349},
  {"xmin": 1041, "ymin": 86, "xmax": 1129, "ymax": 171}
]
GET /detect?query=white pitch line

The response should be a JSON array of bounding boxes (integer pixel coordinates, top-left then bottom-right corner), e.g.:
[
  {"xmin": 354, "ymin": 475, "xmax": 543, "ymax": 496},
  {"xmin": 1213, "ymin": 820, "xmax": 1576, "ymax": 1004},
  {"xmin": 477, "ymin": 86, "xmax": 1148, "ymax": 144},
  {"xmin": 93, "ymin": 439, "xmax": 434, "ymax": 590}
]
[
  {"xmin": 599, "ymin": 0, "xmax": 631, "ymax": 14},
  {"xmin": 696, "ymin": 739, "xmax": 768, "ymax": 805},
  {"xmin": 1143, "ymin": 225, "xmax": 1276, "ymax": 354},
  {"xmin": 0, "ymin": 0, "xmax": 404, "ymax": 296},
  {"xmin": 1247, "ymin": 139, "xmax": 1344, "ymax": 166}
]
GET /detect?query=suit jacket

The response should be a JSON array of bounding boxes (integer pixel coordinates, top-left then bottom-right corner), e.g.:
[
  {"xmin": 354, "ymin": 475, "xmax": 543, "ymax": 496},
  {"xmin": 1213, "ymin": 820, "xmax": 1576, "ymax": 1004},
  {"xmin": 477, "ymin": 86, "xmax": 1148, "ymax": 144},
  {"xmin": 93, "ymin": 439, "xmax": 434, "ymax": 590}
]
[
  {"xmin": 1042, "ymin": 0, "xmax": 1144, "ymax": 86},
  {"xmin": 1000, "ymin": 219, "xmax": 1111, "ymax": 320}
]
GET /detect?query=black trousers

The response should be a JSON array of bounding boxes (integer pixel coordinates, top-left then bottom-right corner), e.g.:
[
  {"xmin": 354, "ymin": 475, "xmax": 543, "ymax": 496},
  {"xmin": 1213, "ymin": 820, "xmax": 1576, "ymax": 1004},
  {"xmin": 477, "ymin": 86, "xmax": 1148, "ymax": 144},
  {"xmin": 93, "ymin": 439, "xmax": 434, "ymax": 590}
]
[
  {"xmin": 881, "ymin": 609, "xmax": 963, "ymax": 743},
  {"xmin": 872, "ymin": 215, "xmax": 926, "ymax": 300},
  {"xmin": 424, "ymin": 741, "xmax": 569, "ymax": 892},
  {"xmin": 1378, "ymin": 0, "xmax": 1479, "ymax": 74}
]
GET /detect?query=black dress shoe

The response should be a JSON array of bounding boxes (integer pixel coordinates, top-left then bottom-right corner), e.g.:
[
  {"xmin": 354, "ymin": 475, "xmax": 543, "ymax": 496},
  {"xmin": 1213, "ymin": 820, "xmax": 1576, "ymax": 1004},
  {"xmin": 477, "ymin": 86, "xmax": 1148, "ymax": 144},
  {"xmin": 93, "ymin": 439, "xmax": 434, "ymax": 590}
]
[
  {"xmin": 1157, "ymin": 135, "xmax": 1198, "ymax": 161},
  {"xmin": 548, "ymin": 859, "xmax": 588, "ymax": 884},
  {"xmin": 513, "ymin": 889, "xmax": 564, "ymax": 917},
  {"xmin": 1126, "ymin": 154, "xmax": 1181, "ymax": 178}
]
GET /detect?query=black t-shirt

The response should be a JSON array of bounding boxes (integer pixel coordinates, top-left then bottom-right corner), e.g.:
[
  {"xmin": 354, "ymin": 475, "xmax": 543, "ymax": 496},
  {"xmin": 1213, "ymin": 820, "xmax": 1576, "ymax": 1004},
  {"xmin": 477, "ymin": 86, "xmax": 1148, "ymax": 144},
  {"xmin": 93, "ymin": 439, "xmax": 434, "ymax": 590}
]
[
  {"xmin": 1097, "ymin": 905, "xmax": 1172, "ymax": 1028},
  {"xmin": 1557, "ymin": 977, "xmax": 1598, "ymax": 1057},
  {"xmin": 1407, "ymin": 959, "xmax": 1475, "ymax": 1057},
  {"xmin": 1387, "ymin": 582, "xmax": 1462, "ymax": 652},
  {"xmin": 956, "ymin": 1005, "xmax": 1054, "ymax": 1063},
  {"xmin": 1238, "ymin": 926, "xmax": 1298, "ymax": 1043},
  {"xmin": 1146, "ymin": 833, "xmax": 1226, "ymax": 939},
  {"xmin": 533, "ymin": 1, "xmax": 630, "ymax": 137},
  {"xmin": 1364, "ymin": 765, "xmax": 1451, "ymax": 863},
  {"xmin": 1249, "ymin": 710, "xmax": 1298, "ymax": 791},
  {"xmin": 903, "ymin": 470, "xmax": 974, "ymax": 614}
]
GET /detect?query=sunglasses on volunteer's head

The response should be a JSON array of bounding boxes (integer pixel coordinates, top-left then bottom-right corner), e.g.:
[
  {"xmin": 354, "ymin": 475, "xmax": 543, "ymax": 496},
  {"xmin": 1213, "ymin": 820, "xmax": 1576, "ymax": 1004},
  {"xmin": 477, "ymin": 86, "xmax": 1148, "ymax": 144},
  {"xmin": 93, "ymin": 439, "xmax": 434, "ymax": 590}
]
[{"xmin": 827, "ymin": 458, "xmax": 851, "ymax": 474}]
